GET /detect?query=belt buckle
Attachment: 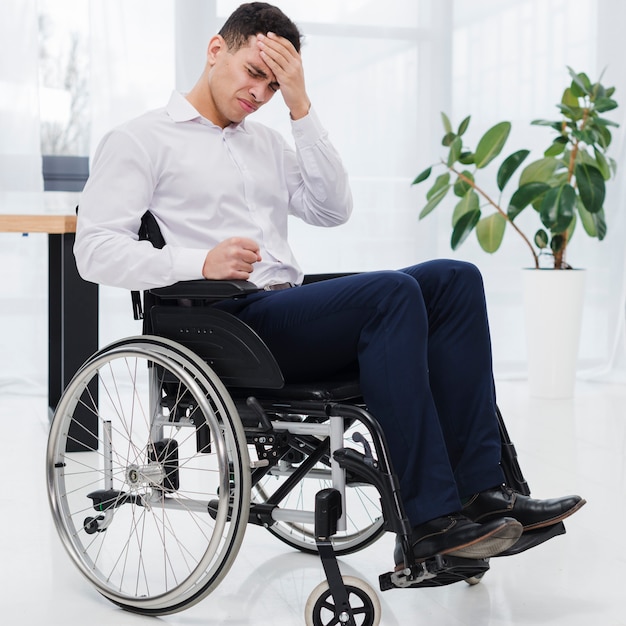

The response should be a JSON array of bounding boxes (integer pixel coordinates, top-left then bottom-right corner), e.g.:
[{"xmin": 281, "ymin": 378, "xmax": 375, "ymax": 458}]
[{"xmin": 263, "ymin": 282, "xmax": 293, "ymax": 291}]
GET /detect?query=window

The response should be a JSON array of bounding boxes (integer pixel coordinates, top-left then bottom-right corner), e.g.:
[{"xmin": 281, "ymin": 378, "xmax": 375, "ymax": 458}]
[{"xmin": 38, "ymin": 0, "xmax": 90, "ymax": 156}]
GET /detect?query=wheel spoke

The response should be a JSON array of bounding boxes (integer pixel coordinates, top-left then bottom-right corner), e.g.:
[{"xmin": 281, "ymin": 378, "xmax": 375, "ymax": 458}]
[{"xmin": 47, "ymin": 339, "xmax": 250, "ymax": 613}]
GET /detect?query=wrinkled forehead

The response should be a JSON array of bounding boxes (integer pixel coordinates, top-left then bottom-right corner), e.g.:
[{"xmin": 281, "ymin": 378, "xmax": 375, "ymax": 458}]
[{"xmin": 232, "ymin": 35, "xmax": 277, "ymax": 82}]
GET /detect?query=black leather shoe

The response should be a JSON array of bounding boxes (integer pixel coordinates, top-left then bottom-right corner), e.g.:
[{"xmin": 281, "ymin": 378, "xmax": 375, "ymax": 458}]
[
  {"xmin": 463, "ymin": 485, "xmax": 586, "ymax": 530},
  {"xmin": 394, "ymin": 513, "xmax": 522, "ymax": 567}
]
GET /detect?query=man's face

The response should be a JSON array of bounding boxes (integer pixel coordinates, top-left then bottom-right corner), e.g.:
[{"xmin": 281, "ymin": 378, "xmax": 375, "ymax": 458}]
[{"xmin": 207, "ymin": 35, "xmax": 280, "ymax": 127}]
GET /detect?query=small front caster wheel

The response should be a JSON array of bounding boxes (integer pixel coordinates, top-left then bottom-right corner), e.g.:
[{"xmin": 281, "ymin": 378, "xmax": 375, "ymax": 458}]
[
  {"xmin": 304, "ymin": 576, "xmax": 381, "ymax": 626},
  {"xmin": 466, "ymin": 557, "xmax": 489, "ymax": 585},
  {"xmin": 466, "ymin": 571, "xmax": 487, "ymax": 586}
]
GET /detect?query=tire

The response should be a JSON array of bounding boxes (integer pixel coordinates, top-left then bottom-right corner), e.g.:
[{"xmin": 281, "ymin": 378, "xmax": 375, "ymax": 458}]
[
  {"xmin": 304, "ymin": 576, "xmax": 381, "ymax": 626},
  {"xmin": 47, "ymin": 336, "xmax": 250, "ymax": 615}
]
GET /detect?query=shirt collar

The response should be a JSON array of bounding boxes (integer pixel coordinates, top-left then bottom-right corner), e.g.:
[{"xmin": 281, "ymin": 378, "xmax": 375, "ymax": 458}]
[{"xmin": 166, "ymin": 90, "xmax": 248, "ymax": 133}]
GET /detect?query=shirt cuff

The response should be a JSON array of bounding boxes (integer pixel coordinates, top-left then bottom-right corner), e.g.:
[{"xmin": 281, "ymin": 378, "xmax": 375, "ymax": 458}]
[
  {"xmin": 291, "ymin": 107, "xmax": 326, "ymax": 148},
  {"xmin": 169, "ymin": 246, "xmax": 208, "ymax": 282}
]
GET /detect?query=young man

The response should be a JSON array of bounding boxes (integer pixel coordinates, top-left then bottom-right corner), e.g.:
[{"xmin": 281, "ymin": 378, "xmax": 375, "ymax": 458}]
[{"xmin": 75, "ymin": 2, "xmax": 584, "ymax": 567}]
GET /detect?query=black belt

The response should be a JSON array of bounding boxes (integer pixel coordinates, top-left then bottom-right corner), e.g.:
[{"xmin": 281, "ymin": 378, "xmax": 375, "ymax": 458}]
[{"xmin": 263, "ymin": 282, "xmax": 294, "ymax": 291}]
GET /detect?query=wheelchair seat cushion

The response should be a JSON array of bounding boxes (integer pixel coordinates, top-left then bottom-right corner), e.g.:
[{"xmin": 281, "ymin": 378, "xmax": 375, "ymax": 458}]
[{"xmin": 239, "ymin": 377, "xmax": 362, "ymax": 402}]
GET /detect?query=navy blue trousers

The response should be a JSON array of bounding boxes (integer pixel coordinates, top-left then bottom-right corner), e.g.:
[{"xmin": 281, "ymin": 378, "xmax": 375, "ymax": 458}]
[{"xmin": 217, "ymin": 260, "xmax": 505, "ymax": 526}]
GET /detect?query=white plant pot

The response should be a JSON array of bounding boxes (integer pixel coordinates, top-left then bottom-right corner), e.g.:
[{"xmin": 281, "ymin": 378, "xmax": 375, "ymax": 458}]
[{"xmin": 522, "ymin": 268, "xmax": 586, "ymax": 398}]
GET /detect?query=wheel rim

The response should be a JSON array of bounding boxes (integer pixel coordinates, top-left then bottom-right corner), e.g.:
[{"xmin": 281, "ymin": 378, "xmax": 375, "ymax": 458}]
[
  {"xmin": 305, "ymin": 576, "xmax": 381, "ymax": 626},
  {"xmin": 47, "ymin": 339, "xmax": 250, "ymax": 613}
]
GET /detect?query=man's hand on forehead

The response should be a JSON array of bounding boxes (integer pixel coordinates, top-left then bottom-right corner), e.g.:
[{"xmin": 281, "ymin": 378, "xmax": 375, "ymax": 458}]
[{"xmin": 256, "ymin": 32, "xmax": 311, "ymax": 120}]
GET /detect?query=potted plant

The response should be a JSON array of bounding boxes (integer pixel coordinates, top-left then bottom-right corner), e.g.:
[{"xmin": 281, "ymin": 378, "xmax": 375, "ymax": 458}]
[{"xmin": 412, "ymin": 67, "xmax": 619, "ymax": 397}]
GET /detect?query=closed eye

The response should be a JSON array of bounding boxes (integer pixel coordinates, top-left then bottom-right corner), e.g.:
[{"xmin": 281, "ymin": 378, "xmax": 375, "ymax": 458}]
[{"xmin": 247, "ymin": 66, "xmax": 280, "ymax": 92}]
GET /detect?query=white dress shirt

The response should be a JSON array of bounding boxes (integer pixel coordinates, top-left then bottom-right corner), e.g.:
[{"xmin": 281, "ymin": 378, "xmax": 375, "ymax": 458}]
[{"xmin": 74, "ymin": 91, "xmax": 352, "ymax": 291}]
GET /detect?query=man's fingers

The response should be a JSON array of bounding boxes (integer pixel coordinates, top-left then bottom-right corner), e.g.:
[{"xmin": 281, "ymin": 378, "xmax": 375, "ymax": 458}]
[
  {"xmin": 230, "ymin": 237, "xmax": 261, "ymax": 260},
  {"xmin": 257, "ymin": 33, "xmax": 295, "ymax": 72}
]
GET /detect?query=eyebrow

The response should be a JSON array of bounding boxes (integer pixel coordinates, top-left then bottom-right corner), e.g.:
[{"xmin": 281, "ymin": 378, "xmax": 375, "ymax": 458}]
[{"xmin": 248, "ymin": 63, "xmax": 280, "ymax": 90}]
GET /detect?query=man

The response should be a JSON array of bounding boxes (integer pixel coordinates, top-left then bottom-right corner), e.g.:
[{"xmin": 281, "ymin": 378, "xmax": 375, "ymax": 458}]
[{"xmin": 75, "ymin": 2, "xmax": 584, "ymax": 568}]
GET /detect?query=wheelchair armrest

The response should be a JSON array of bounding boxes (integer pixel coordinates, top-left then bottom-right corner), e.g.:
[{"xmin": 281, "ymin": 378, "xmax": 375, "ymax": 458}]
[{"xmin": 149, "ymin": 279, "xmax": 260, "ymax": 300}]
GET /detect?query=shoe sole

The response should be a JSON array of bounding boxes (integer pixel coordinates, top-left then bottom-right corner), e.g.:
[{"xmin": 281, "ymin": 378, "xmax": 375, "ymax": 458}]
[
  {"xmin": 394, "ymin": 520, "xmax": 523, "ymax": 570},
  {"xmin": 446, "ymin": 520, "xmax": 523, "ymax": 559},
  {"xmin": 521, "ymin": 498, "xmax": 587, "ymax": 531}
]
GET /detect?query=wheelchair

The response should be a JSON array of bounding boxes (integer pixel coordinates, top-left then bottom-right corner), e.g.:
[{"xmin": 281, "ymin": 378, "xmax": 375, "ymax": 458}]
[{"xmin": 46, "ymin": 218, "xmax": 568, "ymax": 625}]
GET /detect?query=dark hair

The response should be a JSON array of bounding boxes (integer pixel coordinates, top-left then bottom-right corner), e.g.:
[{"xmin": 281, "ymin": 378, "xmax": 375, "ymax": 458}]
[{"xmin": 219, "ymin": 3, "xmax": 302, "ymax": 53}]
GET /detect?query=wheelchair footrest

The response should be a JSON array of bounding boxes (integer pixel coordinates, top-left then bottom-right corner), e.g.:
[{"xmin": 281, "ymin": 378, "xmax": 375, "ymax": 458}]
[{"xmin": 379, "ymin": 555, "xmax": 490, "ymax": 590}]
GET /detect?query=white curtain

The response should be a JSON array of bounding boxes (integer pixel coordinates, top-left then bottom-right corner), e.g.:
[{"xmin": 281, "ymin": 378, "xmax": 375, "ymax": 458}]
[
  {"xmin": 0, "ymin": 0, "xmax": 45, "ymax": 393},
  {"xmin": 0, "ymin": 0, "xmax": 42, "ymax": 191},
  {"xmin": 88, "ymin": 0, "xmax": 176, "ymax": 349}
]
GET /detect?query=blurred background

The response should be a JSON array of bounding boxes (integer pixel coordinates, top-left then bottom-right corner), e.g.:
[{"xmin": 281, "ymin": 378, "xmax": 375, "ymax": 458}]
[{"xmin": 1, "ymin": 0, "xmax": 625, "ymax": 394}]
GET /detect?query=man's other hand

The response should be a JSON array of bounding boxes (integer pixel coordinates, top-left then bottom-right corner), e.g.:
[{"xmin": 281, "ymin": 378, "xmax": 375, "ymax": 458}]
[{"xmin": 202, "ymin": 237, "xmax": 262, "ymax": 280}]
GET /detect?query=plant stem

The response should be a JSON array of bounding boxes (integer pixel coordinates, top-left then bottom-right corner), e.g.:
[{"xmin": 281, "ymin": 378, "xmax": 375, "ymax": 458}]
[
  {"xmin": 448, "ymin": 163, "xmax": 540, "ymax": 268},
  {"xmin": 556, "ymin": 106, "xmax": 590, "ymax": 269}
]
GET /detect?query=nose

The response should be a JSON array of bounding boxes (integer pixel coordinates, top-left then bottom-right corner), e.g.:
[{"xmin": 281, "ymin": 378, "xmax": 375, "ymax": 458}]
[{"xmin": 249, "ymin": 83, "xmax": 269, "ymax": 104}]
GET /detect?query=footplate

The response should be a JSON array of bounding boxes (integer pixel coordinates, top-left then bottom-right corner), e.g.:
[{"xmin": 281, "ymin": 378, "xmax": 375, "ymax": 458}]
[{"xmin": 379, "ymin": 555, "xmax": 490, "ymax": 590}]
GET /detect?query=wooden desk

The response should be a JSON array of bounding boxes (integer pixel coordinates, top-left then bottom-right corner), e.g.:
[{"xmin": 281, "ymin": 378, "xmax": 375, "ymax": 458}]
[
  {"xmin": 0, "ymin": 213, "xmax": 77, "ymax": 234},
  {"xmin": 0, "ymin": 192, "xmax": 98, "ymax": 451}
]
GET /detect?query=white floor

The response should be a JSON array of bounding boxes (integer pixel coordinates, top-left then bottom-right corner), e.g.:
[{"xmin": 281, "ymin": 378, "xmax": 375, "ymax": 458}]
[{"xmin": 2, "ymin": 379, "xmax": 624, "ymax": 626}]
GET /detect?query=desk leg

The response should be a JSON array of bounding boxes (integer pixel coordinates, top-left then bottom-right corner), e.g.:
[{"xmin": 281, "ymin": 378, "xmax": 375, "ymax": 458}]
[{"xmin": 48, "ymin": 233, "xmax": 99, "ymax": 452}]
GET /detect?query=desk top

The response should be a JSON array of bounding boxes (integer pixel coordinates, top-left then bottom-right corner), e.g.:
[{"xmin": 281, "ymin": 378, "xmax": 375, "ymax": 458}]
[{"xmin": 0, "ymin": 191, "xmax": 80, "ymax": 234}]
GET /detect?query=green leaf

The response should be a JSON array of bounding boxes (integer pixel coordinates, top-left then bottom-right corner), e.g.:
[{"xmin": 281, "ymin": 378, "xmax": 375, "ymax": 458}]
[
  {"xmin": 577, "ymin": 196, "xmax": 597, "ymax": 237},
  {"xmin": 551, "ymin": 234, "xmax": 565, "ymax": 254},
  {"xmin": 593, "ymin": 208, "xmax": 607, "ymax": 240},
  {"xmin": 539, "ymin": 184, "xmax": 577, "ymax": 233},
  {"xmin": 544, "ymin": 139, "xmax": 567, "ymax": 157},
  {"xmin": 567, "ymin": 67, "xmax": 592, "ymax": 95},
  {"xmin": 519, "ymin": 157, "xmax": 560, "ymax": 186},
  {"xmin": 594, "ymin": 97, "xmax": 618, "ymax": 113},
  {"xmin": 531, "ymin": 119, "xmax": 562, "ymax": 131},
  {"xmin": 592, "ymin": 82, "xmax": 606, "ymax": 99},
  {"xmin": 441, "ymin": 112, "xmax": 453, "ymax": 134},
  {"xmin": 419, "ymin": 183, "xmax": 451, "ymax": 219},
  {"xmin": 534, "ymin": 229, "xmax": 549, "ymax": 249},
  {"xmin": 557, "ymin": 103, "xmax": 584, "ymax": 120},
  {"xmin": 412, "ymin": 166, "xmax": 432, "ymax": 185},
  {"xmin": 575, "ymin": 163, "xmax": 605, "ymax": 213},
  {"xmin": 594, "ymin": 116, "xmax": 620, "ymax": 128},
  {"xmin": 568, "ymin": 211, "xmax": 577, "ymax": 241},
  {"xmin": 476, "ymin": 213, "xmax": 506, "ymax": 253},
  {"xmin": 452, "ymin": 189, "xmax": 479, "ymax": 226},
  {"xmin": 474, "ymin": 121, "xmax": 511, "ymax": 169},
  {"xmin": 497, "ymin": 149, "xmax": 530, "ymax": 191},
  {"xmin": 457, "ymin": 115, "xmax": 471, "ymax": 136},
  {"xmin": 458, "ymin": 151, "xmax": 475, "ymax": 165},
  {"xmin": 426, "ymin": 172, "xmax": 450, "ymax": 200},
  {"xmin": 447, "ymin": 136, "xmax": 463, "ymax": 166},
  {"xmin": 507, "ymin": 182, "xmax": 551, "ymax": 221},
  {"xmin": 453, "ymin": 171, "xmax": 475, "ymax": 197},
  {"xmin": 593, "ymin": 147, "xmax": 611, "ymax": 180},
  {"xmin": 595, "ymin": 124, "xmax": 613, "ymax": 150},
  {"xmin": 561, "ymin": 87, "xmax": 579, "ymax": 108},
  {"xmin": 451, "ymin": 209, "xmax": 481, "ymax": 250},
  {"xmin": 442, "ymin": 132, "xmax": 457, "ymax": 147}
]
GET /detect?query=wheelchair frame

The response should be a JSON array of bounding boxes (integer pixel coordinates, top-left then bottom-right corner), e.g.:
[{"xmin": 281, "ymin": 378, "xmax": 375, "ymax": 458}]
[{"xmin": 47, "ymin": 214, "xmax": 567, "ymax": 624}]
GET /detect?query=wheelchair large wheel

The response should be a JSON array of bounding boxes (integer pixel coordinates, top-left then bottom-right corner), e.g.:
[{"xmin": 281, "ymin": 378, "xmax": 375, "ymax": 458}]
[
  {"xmin": 251, "ymin": 411, "xmax": 385, "ymax": 555},
  {"xmin": 47, "ymin": 336, "xmax": 250, "ymax": 615}
]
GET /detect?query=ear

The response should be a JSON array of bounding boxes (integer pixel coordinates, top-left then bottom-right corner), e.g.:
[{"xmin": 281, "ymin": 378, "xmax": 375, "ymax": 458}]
[{"xmin": 207, "ymin": 35, "xmax": 226, "ymax": 66}]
